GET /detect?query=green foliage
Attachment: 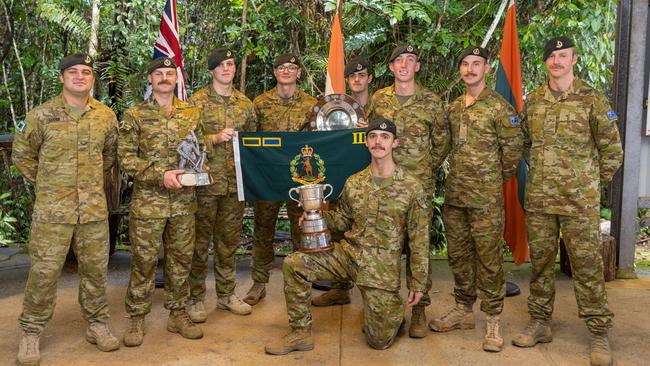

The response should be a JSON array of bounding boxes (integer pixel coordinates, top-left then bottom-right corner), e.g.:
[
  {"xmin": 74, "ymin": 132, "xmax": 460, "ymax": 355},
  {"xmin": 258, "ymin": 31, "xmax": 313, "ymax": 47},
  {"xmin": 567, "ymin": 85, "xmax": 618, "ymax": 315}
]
[
  {"xmin": 0, "ymin": 192, "xmax": 18, "ymax": 245},
  {"xmin": 37, "ymin": 2, "xmax": 91, "ymax": 41}
]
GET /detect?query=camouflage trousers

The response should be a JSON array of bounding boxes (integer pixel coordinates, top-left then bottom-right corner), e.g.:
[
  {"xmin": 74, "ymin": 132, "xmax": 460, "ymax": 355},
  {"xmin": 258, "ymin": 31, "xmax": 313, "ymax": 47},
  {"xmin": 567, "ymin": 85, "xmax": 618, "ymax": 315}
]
[
  {"xmin": 188, "ymin": 193, "xmax": 244, "ymax": 300},
  {"xmin": 20, "ymin": 220, "xmax": 110, "ymax": 333},
  {"xmin": 283, "ymin": 245, "xmax": 404, "ymax": 349},
  {"xmin": 443, "ymin": 204, "xmax": 505, "ymax": 315},
  {"xmin": 125, "ymin": 215, "xmax": 194, "ymax": 316},
  {"xmin": 250, "ymin": 200, "xmax": 301, "ymax": 283},
  {"xmin": 526, "ymin": 212, "xmax": 613, "ymax": 333},
  {"xmin": 404, "ymin": 204, "xmax": 434, "ymax": 307}
]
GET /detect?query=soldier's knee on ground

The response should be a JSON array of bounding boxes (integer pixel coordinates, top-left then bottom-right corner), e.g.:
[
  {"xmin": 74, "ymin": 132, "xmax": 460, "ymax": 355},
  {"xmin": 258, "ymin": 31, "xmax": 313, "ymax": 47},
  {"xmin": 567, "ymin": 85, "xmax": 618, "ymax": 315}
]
[
  {"xmin": 365, "ymin": 329, "xmax": 397, "ymax": 350},
  {"xmin": 282, "ymin": 253, "xmax": 304, "ymax": 275}
]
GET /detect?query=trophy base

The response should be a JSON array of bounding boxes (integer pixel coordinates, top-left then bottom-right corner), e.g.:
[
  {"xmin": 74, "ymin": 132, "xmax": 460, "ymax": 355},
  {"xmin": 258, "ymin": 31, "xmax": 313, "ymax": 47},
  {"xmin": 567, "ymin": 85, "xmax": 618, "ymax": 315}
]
[
  {"xmin": 298, "ymin": 230, "xmax": 333, "ymax": 253},
  {"xmin": 178, "ymin": 172, "xmax": 213, "ymax": 186}
]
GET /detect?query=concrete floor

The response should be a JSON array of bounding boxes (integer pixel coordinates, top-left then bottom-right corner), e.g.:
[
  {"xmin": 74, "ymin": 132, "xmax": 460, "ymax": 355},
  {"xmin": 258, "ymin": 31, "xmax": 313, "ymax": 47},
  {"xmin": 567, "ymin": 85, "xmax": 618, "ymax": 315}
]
[{"xmin": 0, "ymin": 250, "xmax": 649, "ymax": 366}]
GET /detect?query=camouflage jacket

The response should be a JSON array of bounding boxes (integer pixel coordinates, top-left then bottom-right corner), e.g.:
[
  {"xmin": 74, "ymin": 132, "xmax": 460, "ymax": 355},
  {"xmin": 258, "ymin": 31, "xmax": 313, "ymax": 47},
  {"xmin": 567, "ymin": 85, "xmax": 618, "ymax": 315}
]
[
  {"xmin": 118, "ymin": 97, "xmax": 201, "ymax": 219},
  {"xmin": 13, "ymin": 94, "xmax": 118, "ymax": 224},
  {"xmin": 190, "ymin": 85, "xmax": 257, "ymax": 196},
  {"xmin": 523, "ymin": 78, "xmax": 623, "ymax": 216},
  {"xmin": 367, "ymin": 84, "xmax": 450, "ymax": 192},
  {"xmin": 445, "ymin": 88, "xmax": 523, "ymax": 208},
  {"xmin": 253, "ymin": 87, "xmax": 316, "ymax": 132},
  {"xmin": 323, "ymin": 165, "xmax": 431, "ymax": 292}
]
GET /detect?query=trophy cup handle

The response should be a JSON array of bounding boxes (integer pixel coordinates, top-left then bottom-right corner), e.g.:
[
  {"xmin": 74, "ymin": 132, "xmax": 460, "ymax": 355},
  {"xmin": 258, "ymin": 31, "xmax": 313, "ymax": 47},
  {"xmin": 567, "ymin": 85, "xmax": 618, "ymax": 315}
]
[
  {"xmin": 288, "ymin": 187, "xmax": 301, "ymax": 206},
  {"xmin": 323, "ymin": 184, "xmax": 334, "ymax": 200}
]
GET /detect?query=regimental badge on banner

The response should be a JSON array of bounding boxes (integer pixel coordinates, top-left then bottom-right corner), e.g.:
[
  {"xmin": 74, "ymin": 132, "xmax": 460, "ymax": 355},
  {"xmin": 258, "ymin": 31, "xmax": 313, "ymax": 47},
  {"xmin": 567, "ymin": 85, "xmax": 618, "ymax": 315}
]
[{"xmin": 290, "ymin": 144, "xmax": 326, "ymax": 185}]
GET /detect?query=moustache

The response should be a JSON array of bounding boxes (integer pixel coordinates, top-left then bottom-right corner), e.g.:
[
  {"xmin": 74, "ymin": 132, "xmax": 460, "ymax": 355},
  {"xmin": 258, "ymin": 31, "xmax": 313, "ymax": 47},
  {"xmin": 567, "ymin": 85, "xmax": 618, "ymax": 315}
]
[
  {"xmin": 371, "ymin": 146, "xmax": 385, "ymax": 151},
  {"xmin": 157, "ymin": 81, "xmax": 172, "ymax": 85}
]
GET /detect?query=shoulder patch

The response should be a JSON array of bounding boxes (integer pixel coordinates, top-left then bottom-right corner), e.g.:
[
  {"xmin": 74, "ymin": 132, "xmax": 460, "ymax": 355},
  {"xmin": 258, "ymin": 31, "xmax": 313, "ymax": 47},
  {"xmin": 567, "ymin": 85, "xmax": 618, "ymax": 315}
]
[
  {"xmin": 607, "ymin": 111, "xmax": 617, "ymax": 120},
  {"xmin": 16, "ymin": 121, "xmax": 26, "ymax": 133},
  {"xmin": 510, "ymin": 116, "xmax": 520, "ymax": 126}
]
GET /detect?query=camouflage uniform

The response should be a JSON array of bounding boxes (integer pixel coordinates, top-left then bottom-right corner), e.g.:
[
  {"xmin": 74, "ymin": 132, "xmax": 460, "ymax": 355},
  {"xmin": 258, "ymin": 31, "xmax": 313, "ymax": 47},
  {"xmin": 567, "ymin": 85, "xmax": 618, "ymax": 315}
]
[
  {"xmin": 13, "ymin": 94, "xmax": 118, "ymax": 333},
  {"xmin": 119, "ymin": 97, "xmax": 201, "ymax": 316},
  {"xmin": 251, "ymin": 87, "xmax": 316, "ymax": 283},
  {"xmin": 188, "ymin": 85, "xmax": 257, "ymax": 300},
  {"xmin": 523, "ymin": 78, "xmax": 623, "ymax": 333},
  {"xmin": 367, "ymin": 84, "xmax": 449, "ymax": 306},
  {"xmin": 444, "ymin": 88, "xmax": 523, "ymax": 315},
  {"xmin": 283, "ymin": 166, "xmax": 430, "ymax": 347}
]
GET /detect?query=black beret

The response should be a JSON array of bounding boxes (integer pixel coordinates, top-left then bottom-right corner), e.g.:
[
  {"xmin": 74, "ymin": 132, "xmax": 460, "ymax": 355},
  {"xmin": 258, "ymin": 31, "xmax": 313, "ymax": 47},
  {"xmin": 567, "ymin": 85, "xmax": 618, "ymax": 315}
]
[
  {"xmin": 147, "ymin": 57, "xmax": 177, "ymax": 74},
  {"xmin": 274, "ymin": 53, "xmax": 301, "ymax": 68},
  {"xmin": 208, "ymin": 48, "xmax": 235, "ymax": 70},
  {"xmin": 458, "ymin": 45, "xmax": 489, "ymax": 66},
  {"xmin": 543, "ymin": 36, "xmax": 575, "ymax": 61},
  {"xmin": 344, "ymin": 56, "xmax": 372, "ymax": 78},
  {"xmin": 59, "ymin": 53, "xmax": 94, "ymax": 71},
  {"xmin": 389, "ymin": 44, "xmax": 419, "ymax": 62},
  {"xmin": 367, "ymin": 116, "xmax": 397, "ymax": 137}
]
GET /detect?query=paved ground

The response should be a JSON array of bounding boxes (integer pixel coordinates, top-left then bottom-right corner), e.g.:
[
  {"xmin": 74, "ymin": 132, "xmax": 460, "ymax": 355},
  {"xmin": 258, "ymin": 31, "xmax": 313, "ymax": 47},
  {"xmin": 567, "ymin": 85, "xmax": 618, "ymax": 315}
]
[{"xmin": 0, "ymin": 249, "xmax": 649, "ymax": 366}]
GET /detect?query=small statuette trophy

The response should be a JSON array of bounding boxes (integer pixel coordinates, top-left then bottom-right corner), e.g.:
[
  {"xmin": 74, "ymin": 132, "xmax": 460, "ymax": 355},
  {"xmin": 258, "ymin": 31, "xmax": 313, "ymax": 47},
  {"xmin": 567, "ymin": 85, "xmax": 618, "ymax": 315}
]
[
  {"xmin": 177, "ymin": 131, "xmax": 213, "ymax": 186},
  {"xmin": 288, "ymin": 183, "xmax": 334, "ymax": 253}
]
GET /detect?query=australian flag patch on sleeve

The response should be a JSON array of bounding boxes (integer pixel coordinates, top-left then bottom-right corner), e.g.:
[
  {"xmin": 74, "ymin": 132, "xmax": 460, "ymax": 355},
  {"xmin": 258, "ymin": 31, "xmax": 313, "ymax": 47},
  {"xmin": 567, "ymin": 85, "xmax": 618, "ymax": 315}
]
[{"xmin": 510, "ymin": 116, "xmax": 520, "ymax": 126}]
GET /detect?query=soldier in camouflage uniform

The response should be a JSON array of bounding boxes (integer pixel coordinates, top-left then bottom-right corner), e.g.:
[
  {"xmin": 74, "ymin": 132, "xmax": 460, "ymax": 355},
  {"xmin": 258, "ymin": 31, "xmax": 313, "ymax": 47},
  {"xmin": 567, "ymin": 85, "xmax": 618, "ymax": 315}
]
[
  {"xmin": 511, "ymin": 37, "xmax": 623, "ymax": 366},
  {"xmin": 312, "ymin": 55, "xmax": 375, "ymax": 307},
  {"xmin": 119, "ymin": 57, "xmax": 203, "ymax": 347},
  {"xmin": 186, "ymin": 48, "xmax": 257, "ymax": 321},
  {"xmin": 243, "ymin": 54, "xmax": 317, "ymax": 306},
  {"xmin": 13, "ymin": 53, "xmax": 120, "ymax": 366},
  {"xmin": 428, "ymin": 46, "xmax": 523, "ymax": 352},
  {"xmin": 265, "ymin": 118, "xmax": 430, "ymax": 355},
  {"xmin": 367, "ymin": 44, "xmax": 449, "ymax": 338}
]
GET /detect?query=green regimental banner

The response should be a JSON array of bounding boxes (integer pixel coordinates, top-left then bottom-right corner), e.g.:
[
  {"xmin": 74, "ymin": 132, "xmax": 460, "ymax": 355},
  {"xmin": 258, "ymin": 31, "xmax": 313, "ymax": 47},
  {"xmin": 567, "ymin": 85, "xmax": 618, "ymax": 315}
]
[{"xmin": 233, "ymin": 129, "xmax": 370, "ymax": 201}]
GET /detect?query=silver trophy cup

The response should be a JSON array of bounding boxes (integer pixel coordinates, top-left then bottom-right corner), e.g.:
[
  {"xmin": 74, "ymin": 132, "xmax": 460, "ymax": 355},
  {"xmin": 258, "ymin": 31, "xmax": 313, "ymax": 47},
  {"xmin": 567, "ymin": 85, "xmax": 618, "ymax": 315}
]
[{"xmin": 288, "ymin": 183, "xmax": 334, "ymax": 253}]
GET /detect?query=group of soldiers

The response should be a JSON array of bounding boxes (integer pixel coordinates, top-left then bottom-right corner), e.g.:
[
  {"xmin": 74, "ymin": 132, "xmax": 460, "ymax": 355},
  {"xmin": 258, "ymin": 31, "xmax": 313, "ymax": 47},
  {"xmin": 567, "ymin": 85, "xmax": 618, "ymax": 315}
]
[{"xmin": 12, "ymin": 34, "xmax": 622, "ymax": 366}]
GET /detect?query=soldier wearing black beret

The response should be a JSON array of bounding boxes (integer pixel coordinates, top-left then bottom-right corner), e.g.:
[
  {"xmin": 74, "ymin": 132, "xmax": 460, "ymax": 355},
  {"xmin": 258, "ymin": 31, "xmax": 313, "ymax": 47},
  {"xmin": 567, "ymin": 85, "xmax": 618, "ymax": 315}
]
[
  {"xmin": 366, "ymin": 116, "xmax": 397, "ymax": 137},
  {"xmin": 458, "ymin": 45, "xmax": 489, "ymax": 66},
  {"xmin": 207, "ymin": 48, "xmax": 235, "ymax": 71},
  {"xmin": 147, "ymin": 57, "xmax": 177, "ymax": 75},
  {"xmin": 389, "ymin": 44, "xmax": 419, "ymax": 62},
  {"xmin": 59, "ymin": 53, "xmax": 94, "ymax": 72},
  {"xmin": 273, "ymin": 53, "xmax": 301, "ymax": 68},
  {"xmin": 542, "ymin": 36, "xmax": 575, "ymax": 61}
]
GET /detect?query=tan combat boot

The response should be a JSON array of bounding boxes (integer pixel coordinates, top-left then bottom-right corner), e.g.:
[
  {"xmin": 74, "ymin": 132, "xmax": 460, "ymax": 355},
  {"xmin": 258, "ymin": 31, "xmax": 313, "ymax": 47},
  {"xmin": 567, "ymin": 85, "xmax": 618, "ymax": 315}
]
[
  {"xmin": 429, "ymin": 303, "xmax": 474, "ymax": 332},
  {"xmin": 409, "ymin": 305, "xmax": 428, "ymax": 338},
  {"xmin": 264, "ymin": 328, "xmax": 314, "ymax": 355},
  {"xmin": 511, "ymin": 318, "xmax": 552, "ymax": 347},
  {"xmin": 243, "ymin": 283, "xmax": 266, "ymax": 306},
  {"xmin": 16, "ymin": 331, "xmax": 40, "ymax": 366},
  {"xmin": 167, "ymin": 310, "xmax": 203, "ymax": 339},
  {"xmin": 86, "ymin": 322, "xmax": 120, "ymax": 352},
  {"xmin": 217, "ymin": 294, "xmax": 252, "ymax": 315},
  {"xmin": 188, "ymin": 300, "xmax": 207, "ymax": 323},
  {"xmin": 590, "ymin": 332, "xmax": 613, "ymax": 366},
  {"xmin": 123, "ymin": 315, "xmax": 145, "ymax": 347},
  {"xmin": 312, "ymin": 288, "xmax": 351, "ymax": 307},
  {"xmin": 483, "ymin": 315, "xmax": 504, "ymax": 352}
]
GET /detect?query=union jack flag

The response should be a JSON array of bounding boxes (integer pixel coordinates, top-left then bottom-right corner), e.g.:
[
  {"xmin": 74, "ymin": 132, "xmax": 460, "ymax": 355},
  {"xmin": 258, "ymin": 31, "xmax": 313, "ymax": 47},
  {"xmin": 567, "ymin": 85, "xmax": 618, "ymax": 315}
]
[{"xmin": 147, "ymin": 0, "xmax": 186, "ymax": 100}]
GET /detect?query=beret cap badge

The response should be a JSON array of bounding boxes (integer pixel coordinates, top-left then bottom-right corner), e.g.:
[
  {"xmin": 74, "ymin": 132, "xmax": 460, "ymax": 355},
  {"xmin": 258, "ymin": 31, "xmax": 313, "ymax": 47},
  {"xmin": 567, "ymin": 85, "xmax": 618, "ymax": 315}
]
[
  {"xmin": 406, "ymin": 45, "xmax": 414, "ymax": 52},
  {"xmin": 84, "ymin": 55, "xmax": 92, "ymax": 64},
  {"xmin": 556, "ymin": 40, "xmax": 563, "ymax": 48},
  {"xmin": 356, "ymin": 64, "xmax": 363, "ymax": 70},
  {"xmin": 290, "ymin": 57, "xmax": 296, "ymax": 63},
  {"xmin": 163, "ymin": 58, "xmax": 172, "ymax": 66},
  {"xmin": 380, "ymin": 122, "xmax": 387, "ymax": 129},
  {"xmin": 472, "ymin": 48, "xmax": 480, "ymax": 55},
  {"xmin": 226, "ymin": 51, "xmax": 232, "ymax": 57}
]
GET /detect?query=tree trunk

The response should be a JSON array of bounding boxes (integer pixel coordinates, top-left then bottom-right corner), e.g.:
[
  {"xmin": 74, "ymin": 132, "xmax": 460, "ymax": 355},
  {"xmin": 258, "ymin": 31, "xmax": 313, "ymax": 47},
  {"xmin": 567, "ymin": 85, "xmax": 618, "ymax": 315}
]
[
  {"xmin": 239, "ymin": 0, "xmax": 249, "ymax": 92},
  {"xmin": 2, "ymin": 0, "xmax": 28, "ymax": 117},
  {"xmin": 88, "ymin": 0, "xmax": 100, "ymax": 97}
]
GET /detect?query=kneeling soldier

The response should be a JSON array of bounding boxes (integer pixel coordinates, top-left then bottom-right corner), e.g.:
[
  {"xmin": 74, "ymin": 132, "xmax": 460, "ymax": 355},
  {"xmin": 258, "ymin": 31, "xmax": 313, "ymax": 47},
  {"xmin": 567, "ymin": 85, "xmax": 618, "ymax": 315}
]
[{"xmin": 265, "ymin": 118, "xmax": 431, "ymax": 354}]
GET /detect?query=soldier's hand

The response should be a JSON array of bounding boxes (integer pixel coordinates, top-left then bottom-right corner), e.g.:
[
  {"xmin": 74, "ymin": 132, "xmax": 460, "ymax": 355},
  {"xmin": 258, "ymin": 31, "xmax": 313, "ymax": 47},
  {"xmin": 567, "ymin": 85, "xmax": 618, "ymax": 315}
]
[
  {"xmin": 298, "ymin": 211, "xmax": 308, "ymax": 226},
  {"xmin": 406, "ymin": 290, "xmax": 423, "ymax": 307},
  {"xmin": 356, "ymin": 121, "xmax": 368, "ymax": 128},
  {"xmin": 163, "ymin": 169, "xmax": 185, "ymax": 190},
  {"xmin": 212, "ymin": 128, "xmax": 236, "ymax": 144}
]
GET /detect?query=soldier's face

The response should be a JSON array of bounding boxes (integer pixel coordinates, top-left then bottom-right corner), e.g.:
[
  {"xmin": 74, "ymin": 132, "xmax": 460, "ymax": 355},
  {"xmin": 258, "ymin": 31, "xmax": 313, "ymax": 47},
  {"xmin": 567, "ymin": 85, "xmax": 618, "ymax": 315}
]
[
  {"xmin": 389, "ymin": 54, "xmax": 420, "ymax": 83},
  {"xmin": 347, "ymin": 70, "xmax": 372, "ymax": 94},
  {"xmin": 459, "ymin": 55, "xmax": 490, "ymax": 87},
  {"xmin": 366, "ymin": 130, "xmax": 398, "ymax": 159},
  {"xmin": 274, "ymin": 63, "xmax": 301, "ymax": 86},
  {"xmin": 148, "ymin": 68, "xmax": 178, "ymax": 94},
  {"xmin": 59, "ymin": 65, "xmax": 94, "ymax": 96},
  {"xmin": 212, "ymin": 58, "xmax": 236, "ymax": 86},
  {"xmin": 544, "ymin": 48, "xmax": 577, "ymax": 79}
]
